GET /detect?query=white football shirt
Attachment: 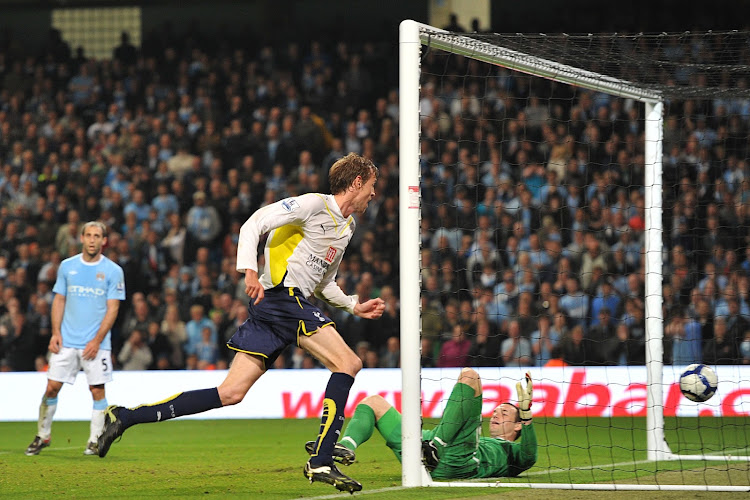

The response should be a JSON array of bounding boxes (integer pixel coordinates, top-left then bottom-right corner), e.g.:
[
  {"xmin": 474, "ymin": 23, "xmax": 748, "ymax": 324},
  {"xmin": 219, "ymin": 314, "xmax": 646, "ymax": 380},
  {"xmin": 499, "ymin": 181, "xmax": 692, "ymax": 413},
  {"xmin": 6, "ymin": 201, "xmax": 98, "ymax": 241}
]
[{"xmin": 236, "ymin": 193, "xmax": 359, "ymax": 313}]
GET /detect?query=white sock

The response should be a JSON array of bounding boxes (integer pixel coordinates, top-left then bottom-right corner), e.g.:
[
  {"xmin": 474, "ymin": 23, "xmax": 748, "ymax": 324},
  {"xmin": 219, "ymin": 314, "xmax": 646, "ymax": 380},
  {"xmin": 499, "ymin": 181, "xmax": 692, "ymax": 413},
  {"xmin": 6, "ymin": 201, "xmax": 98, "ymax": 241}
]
[
  {"xmin": 89, "ymin": 408, "xmax": 105, "ymax": 443},
  {"xmin": 340, "ymin": 436, "xmax": 358, "ymax": 450},
  {"xmin": 38, "ymin": 396, "xmax": 58, "ymax": 440}
]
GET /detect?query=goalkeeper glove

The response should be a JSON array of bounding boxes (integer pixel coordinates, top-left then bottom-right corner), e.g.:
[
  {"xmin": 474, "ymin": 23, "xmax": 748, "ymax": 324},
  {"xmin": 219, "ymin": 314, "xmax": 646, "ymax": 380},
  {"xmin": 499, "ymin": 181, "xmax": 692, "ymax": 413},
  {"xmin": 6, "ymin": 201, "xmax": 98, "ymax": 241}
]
[{"xmin": 516, "ymin": 372, "xmax": 533, "ymax": 421}]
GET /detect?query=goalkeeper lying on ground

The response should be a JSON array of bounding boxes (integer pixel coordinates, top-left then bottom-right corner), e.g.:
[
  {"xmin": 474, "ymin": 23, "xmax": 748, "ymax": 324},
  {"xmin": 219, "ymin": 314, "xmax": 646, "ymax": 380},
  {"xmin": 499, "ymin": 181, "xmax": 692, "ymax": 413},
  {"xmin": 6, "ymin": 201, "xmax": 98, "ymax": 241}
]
[{"xmin": 306, "ymin": 368, "xmax": 537, "ymax": 479}]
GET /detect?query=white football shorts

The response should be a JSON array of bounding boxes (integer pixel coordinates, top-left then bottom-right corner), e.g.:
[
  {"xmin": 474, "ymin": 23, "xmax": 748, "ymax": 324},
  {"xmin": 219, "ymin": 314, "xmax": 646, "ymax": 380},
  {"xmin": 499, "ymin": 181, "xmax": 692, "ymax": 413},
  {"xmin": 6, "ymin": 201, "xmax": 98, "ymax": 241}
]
[{"xmin": 47, "ymin": 346, "xmax": 113, "ymax": 385}]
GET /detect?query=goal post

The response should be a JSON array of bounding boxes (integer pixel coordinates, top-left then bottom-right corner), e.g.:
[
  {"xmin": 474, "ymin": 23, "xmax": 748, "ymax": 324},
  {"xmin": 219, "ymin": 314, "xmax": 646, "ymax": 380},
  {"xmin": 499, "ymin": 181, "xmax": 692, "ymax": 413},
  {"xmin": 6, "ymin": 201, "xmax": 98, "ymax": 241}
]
[
  {"xmin": 398, "ymin": 18, "xmax": 425, "ymax": 488},
  {"xmin": 644, "ymin": 100, "xmax": 669, "ymax": 462},
  {"xmin": 399, "ymin": 19, "xmax": 750, "ymax": 491}
]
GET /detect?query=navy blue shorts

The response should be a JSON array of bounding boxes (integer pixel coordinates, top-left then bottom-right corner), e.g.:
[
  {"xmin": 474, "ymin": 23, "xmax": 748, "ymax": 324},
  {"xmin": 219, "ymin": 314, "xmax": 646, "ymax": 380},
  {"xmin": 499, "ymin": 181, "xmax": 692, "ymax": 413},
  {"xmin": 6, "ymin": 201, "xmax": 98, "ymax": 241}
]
[{"xmin": 227, "ymin": 286, "xmax": 334, "ymax": 367}]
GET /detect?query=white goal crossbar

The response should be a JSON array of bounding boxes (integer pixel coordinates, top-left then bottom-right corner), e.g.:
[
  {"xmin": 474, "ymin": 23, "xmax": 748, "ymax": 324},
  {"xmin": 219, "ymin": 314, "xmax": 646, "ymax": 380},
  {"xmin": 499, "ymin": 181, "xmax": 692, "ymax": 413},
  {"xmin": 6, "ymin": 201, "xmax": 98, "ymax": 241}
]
[{"xmin": 398, "ymin": 18, "xmax": 750, "ymax": 491}]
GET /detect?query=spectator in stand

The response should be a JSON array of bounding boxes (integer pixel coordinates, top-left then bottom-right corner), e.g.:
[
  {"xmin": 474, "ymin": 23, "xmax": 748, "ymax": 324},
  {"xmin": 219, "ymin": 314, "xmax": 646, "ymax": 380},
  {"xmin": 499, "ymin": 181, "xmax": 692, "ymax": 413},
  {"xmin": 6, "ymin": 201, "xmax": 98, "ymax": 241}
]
[
  {"xmin": 740, "ymin": 331, "xmax": 750, "ymax": 365},
  {"xmin": 580, "ymin": 233, "xmax": 608, "ymax": 291},
  {"xmin": 167, "ymin": 143, "xmax": 198, "ymax": 181},
  {"xmin": 117, "ymin": 328, "xmax": 153, "ymax": 371},
  {"xmin": 559, "ymin": 325, "xmax": 588, "ymax": 366},
  {"xmin": 530, "ymin": 314, "xmax": 559, "ymax": 367},
  {"xmin": 421, "ymin": 338, "xmax": 436, "ymax": 368},
  {"xmin": 113, "ymin": 31, "xmax": 137, "ymax": 67},
  {"xmin": 589, "ymin": 279, "xmax": 620, "ymax": 327},
  {"xmin": 184, "ymin": 304, "xmax": 217, "ymax": 358},
  {"xmin": 120, "ymin": 298, "xmax": 152, "ymax": 348},
  {"xmin": 501, "ymin": 319, "xmax": 533, "ymax": 367},
  {"xmin": 55, "ymin": 210, "xmax": 82, "ymax": 257},
  {"xmin": 489, "ymin": 269, "xmax": 518, "ymax": 328},
  {"xmin": 185, "ymin": 191, "xmax": 222, "ymax": 261},
  {"xmin": 161, "ymin": 213, "xmax": 187, "ymax": 267},
  {"xmin": 420, "ymin": 295, "xmax": 444, "ymax": 351},
  {"xmin": 0, "ymin": 297, "xmax": 37, "ymax": 371},
  {"xmin": 195, "ymin": 326, "xmax": 219, "ymax": 370},
  {"xmin": 666, "ymin": 309, "xmax": 703, "ymax": 366},
  {"xmin": 152, "ymin": 182, "xmax": 180, "ymax": 224},
  {"xmin": 703, "ymin": 316, "xmax": 738, "ymax": 364},
  {"xmin": 468, "ymin": 316, "xmax": 502, "ymax": 367},
  {"xmin": 438, "ymin": 323, "xmax": 472, "ymax": 368},
  {"xmin": 380, "ymin": 336, "xmax": 400, "ymax": 368},
  {"xmin": 145, "ymin": 320, "xmax": 172, "ymax": 370},
  {"xmin": 160, "ymin": 302, "xmax": 187, "ymax": 368},
  {"xmin": 514, "ymin": 292, "xmax": 538, "ymax": 339},
  {"xmin": 559, "ymin": 276, "xmax": 589, "ymax": 330},
  {"xmin": 586, "ymin": 307, "xmax": 615, "ymax": 364},
  {"xmin": 363, "ymin": 349, "xmax": 380, "ymax": 369}
]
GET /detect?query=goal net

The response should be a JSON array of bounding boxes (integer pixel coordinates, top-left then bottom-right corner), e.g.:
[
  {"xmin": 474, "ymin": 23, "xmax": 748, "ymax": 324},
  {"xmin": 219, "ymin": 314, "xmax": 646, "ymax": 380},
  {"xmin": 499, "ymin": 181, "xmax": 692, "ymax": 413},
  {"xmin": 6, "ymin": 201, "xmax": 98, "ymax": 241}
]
[{"xmin": 398, "ymin": 21, "xmax": 750, "ymax": 491}]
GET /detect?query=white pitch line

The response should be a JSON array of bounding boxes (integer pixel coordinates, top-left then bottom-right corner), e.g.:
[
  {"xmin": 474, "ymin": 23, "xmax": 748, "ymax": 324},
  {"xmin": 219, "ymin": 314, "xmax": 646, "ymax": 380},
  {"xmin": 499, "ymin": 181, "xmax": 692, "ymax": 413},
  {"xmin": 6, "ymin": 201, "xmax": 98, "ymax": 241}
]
[
  {"xmin": 522, "ymin": 448, "xmax": 750, "ymax": 478},
  {"xmin": 0, "ymin": 445, "xmax": 92, "ymax": 455},
  {"xmin": 302, "ymin": 486, "xmax": 406, "ymax": 499},
  {"xmin": 524, "ymin": 459, "xmax": 653, "ymax": 476},
  {"xmin": 442, "ymin": 446, "xmax": 750, "ymax": 482},
  {"xmin": 304, "ymin": 450, "xmax": 750, "ymax": 497}
]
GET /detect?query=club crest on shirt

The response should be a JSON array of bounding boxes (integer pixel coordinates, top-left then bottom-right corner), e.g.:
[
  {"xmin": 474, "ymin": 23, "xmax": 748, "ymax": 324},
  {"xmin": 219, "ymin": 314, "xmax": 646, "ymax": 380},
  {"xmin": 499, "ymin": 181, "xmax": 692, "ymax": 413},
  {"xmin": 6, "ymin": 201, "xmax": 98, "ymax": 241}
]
[
  {"xmin": 281, "ymin": 199, "xmax": 300, "ymax": 212},
  {"xmin": 325, "ymin": 247, "xmax": 337, "ymax": 263},
  {"xmin": 96, "ymin": 272, "xmax": 105, "ymax": 281}
]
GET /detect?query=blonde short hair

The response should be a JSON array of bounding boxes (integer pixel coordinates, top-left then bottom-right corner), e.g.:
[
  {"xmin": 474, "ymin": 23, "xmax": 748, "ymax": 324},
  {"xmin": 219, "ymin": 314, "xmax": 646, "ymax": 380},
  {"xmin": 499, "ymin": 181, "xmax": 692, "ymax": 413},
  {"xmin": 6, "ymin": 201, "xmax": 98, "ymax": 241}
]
[
  {"xmin": 328, "ymin": 153, "xmax": 378, "ymax": 195},
  {"xmin": 81, "ymin": 221, "xmax": 107, "ymax": 237}
]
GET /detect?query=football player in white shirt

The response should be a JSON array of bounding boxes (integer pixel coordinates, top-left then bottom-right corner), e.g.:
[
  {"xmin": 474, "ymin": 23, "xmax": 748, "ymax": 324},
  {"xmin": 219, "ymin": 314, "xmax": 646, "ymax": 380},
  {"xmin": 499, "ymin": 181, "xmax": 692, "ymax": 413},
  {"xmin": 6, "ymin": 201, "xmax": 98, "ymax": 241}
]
[{"xmin": 97, "ymin": 153, "xmax": 385, "ymax": 493}]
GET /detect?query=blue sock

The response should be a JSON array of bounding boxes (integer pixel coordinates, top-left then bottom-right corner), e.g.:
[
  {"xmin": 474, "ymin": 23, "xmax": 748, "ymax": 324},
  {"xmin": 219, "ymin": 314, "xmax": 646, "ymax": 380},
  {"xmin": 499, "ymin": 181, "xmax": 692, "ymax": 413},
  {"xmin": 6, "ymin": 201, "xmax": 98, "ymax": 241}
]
[
  {"xmin": 309, "ymin": 373, "xmax": 354, "ymax": 466},
  {"xmin": 93, "ymin": 398, "xmax": 108, "ymax": 410},
  {"xmin": 120, "ymin": 388, "xmax": 222, "ymax": 428}
]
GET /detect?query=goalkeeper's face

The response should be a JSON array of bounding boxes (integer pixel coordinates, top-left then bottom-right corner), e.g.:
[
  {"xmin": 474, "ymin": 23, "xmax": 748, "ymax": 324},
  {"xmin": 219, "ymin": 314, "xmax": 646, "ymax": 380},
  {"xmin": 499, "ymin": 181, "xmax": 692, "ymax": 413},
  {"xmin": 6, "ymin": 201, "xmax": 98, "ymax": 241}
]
[{"xmin": 489, "ymin": 403, "xmax": 522, "ymax": 441}]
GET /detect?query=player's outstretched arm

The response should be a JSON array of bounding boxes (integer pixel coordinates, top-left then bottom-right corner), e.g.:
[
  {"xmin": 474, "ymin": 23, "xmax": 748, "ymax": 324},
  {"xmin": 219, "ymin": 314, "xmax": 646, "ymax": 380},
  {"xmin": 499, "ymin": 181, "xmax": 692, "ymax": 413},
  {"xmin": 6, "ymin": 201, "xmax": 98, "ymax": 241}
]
[
  {"xmin": 353, "ymin": 298, "xmax": 385, "ymax": 319},
  {"xmin": 512, "ymin": 372, "xmax": 537, "ymax": 473},
  {"xmin": 516, "ymin": 372, "xmax": 533, "ymax": 424}
]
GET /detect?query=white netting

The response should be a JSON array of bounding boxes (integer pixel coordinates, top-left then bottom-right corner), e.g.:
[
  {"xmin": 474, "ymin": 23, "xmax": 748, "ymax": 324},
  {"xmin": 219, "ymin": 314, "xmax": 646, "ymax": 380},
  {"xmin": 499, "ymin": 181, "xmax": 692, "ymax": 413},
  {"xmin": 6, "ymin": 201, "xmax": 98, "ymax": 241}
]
[{"xmin": 401, "ymin": 23, "xmax": 750, "ymax": 490}]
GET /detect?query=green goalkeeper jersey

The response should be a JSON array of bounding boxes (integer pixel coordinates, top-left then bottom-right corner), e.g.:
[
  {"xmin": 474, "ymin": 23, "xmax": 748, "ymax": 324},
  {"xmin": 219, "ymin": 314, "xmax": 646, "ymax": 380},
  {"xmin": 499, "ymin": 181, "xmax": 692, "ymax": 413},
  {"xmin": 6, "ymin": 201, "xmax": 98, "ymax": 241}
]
[
  {"xmin": 426, "ymin": 423, "xmax": 537, "ymax": 479},
  {"xmin": 365, "ymin": 383, "xmax": 538, "ymax": 480},
  {"xmin": 475, "ymin": 423, "xmax": 537, "ymax": 478}
]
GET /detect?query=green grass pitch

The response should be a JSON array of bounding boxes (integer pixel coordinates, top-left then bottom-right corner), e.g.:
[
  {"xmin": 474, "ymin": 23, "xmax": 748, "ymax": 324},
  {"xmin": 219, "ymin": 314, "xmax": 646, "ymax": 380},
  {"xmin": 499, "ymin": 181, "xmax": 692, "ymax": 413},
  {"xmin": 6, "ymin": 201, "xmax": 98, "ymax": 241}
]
[{"xmin": 1, "ymin": 418, "xmax": 748, "ymax": 499}]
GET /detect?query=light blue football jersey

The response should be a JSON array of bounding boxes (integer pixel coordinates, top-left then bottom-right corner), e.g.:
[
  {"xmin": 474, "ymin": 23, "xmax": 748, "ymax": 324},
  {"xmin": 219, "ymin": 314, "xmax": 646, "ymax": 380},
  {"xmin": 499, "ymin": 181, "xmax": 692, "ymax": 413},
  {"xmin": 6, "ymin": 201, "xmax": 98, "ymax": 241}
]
[{"xmin": 52, "ymin": 254, "xmax": 126, "ymax": 350}]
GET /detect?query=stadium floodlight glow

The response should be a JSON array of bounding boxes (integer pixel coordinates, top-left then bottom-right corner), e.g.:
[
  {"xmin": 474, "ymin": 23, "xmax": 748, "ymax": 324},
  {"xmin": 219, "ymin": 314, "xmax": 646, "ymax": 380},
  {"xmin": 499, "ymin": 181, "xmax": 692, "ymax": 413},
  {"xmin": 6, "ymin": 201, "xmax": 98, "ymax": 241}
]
[{"xmin": 399, "ymin": 19, "xmax": 750, "ymax": 492}]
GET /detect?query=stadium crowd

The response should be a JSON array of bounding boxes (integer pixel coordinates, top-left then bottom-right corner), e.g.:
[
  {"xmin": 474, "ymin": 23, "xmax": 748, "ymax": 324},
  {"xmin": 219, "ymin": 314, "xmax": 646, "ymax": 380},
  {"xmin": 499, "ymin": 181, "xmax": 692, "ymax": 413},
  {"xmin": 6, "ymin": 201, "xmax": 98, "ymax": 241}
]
[{"xmin": 1, "ymin": 24, "xmax": 750, "ymax": 373}]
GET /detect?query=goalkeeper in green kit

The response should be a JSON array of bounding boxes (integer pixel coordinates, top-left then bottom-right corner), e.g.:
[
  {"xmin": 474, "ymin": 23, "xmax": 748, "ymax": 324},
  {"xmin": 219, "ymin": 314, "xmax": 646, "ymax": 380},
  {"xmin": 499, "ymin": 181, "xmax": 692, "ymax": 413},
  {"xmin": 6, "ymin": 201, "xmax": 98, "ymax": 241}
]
[{"xmin": 305, "ymin": 368, "xmax": 537, "ymax": 479}]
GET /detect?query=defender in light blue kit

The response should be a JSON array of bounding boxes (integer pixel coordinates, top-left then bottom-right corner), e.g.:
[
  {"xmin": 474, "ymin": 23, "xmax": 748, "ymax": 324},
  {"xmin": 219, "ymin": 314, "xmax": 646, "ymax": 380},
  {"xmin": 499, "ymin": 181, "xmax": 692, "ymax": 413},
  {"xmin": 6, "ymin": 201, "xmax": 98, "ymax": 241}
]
[{"xmin": 25, "ymin": 221, "xmax": 126, "ymax": 456}]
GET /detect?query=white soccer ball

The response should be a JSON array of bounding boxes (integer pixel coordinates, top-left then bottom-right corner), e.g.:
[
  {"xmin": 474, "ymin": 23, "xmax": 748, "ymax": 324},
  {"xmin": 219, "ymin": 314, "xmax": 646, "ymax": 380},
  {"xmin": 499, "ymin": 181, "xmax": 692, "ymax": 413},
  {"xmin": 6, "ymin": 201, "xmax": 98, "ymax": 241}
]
[{"xmin": 679, "ymin": 364, "xmax": 718, "ymax": 403}]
